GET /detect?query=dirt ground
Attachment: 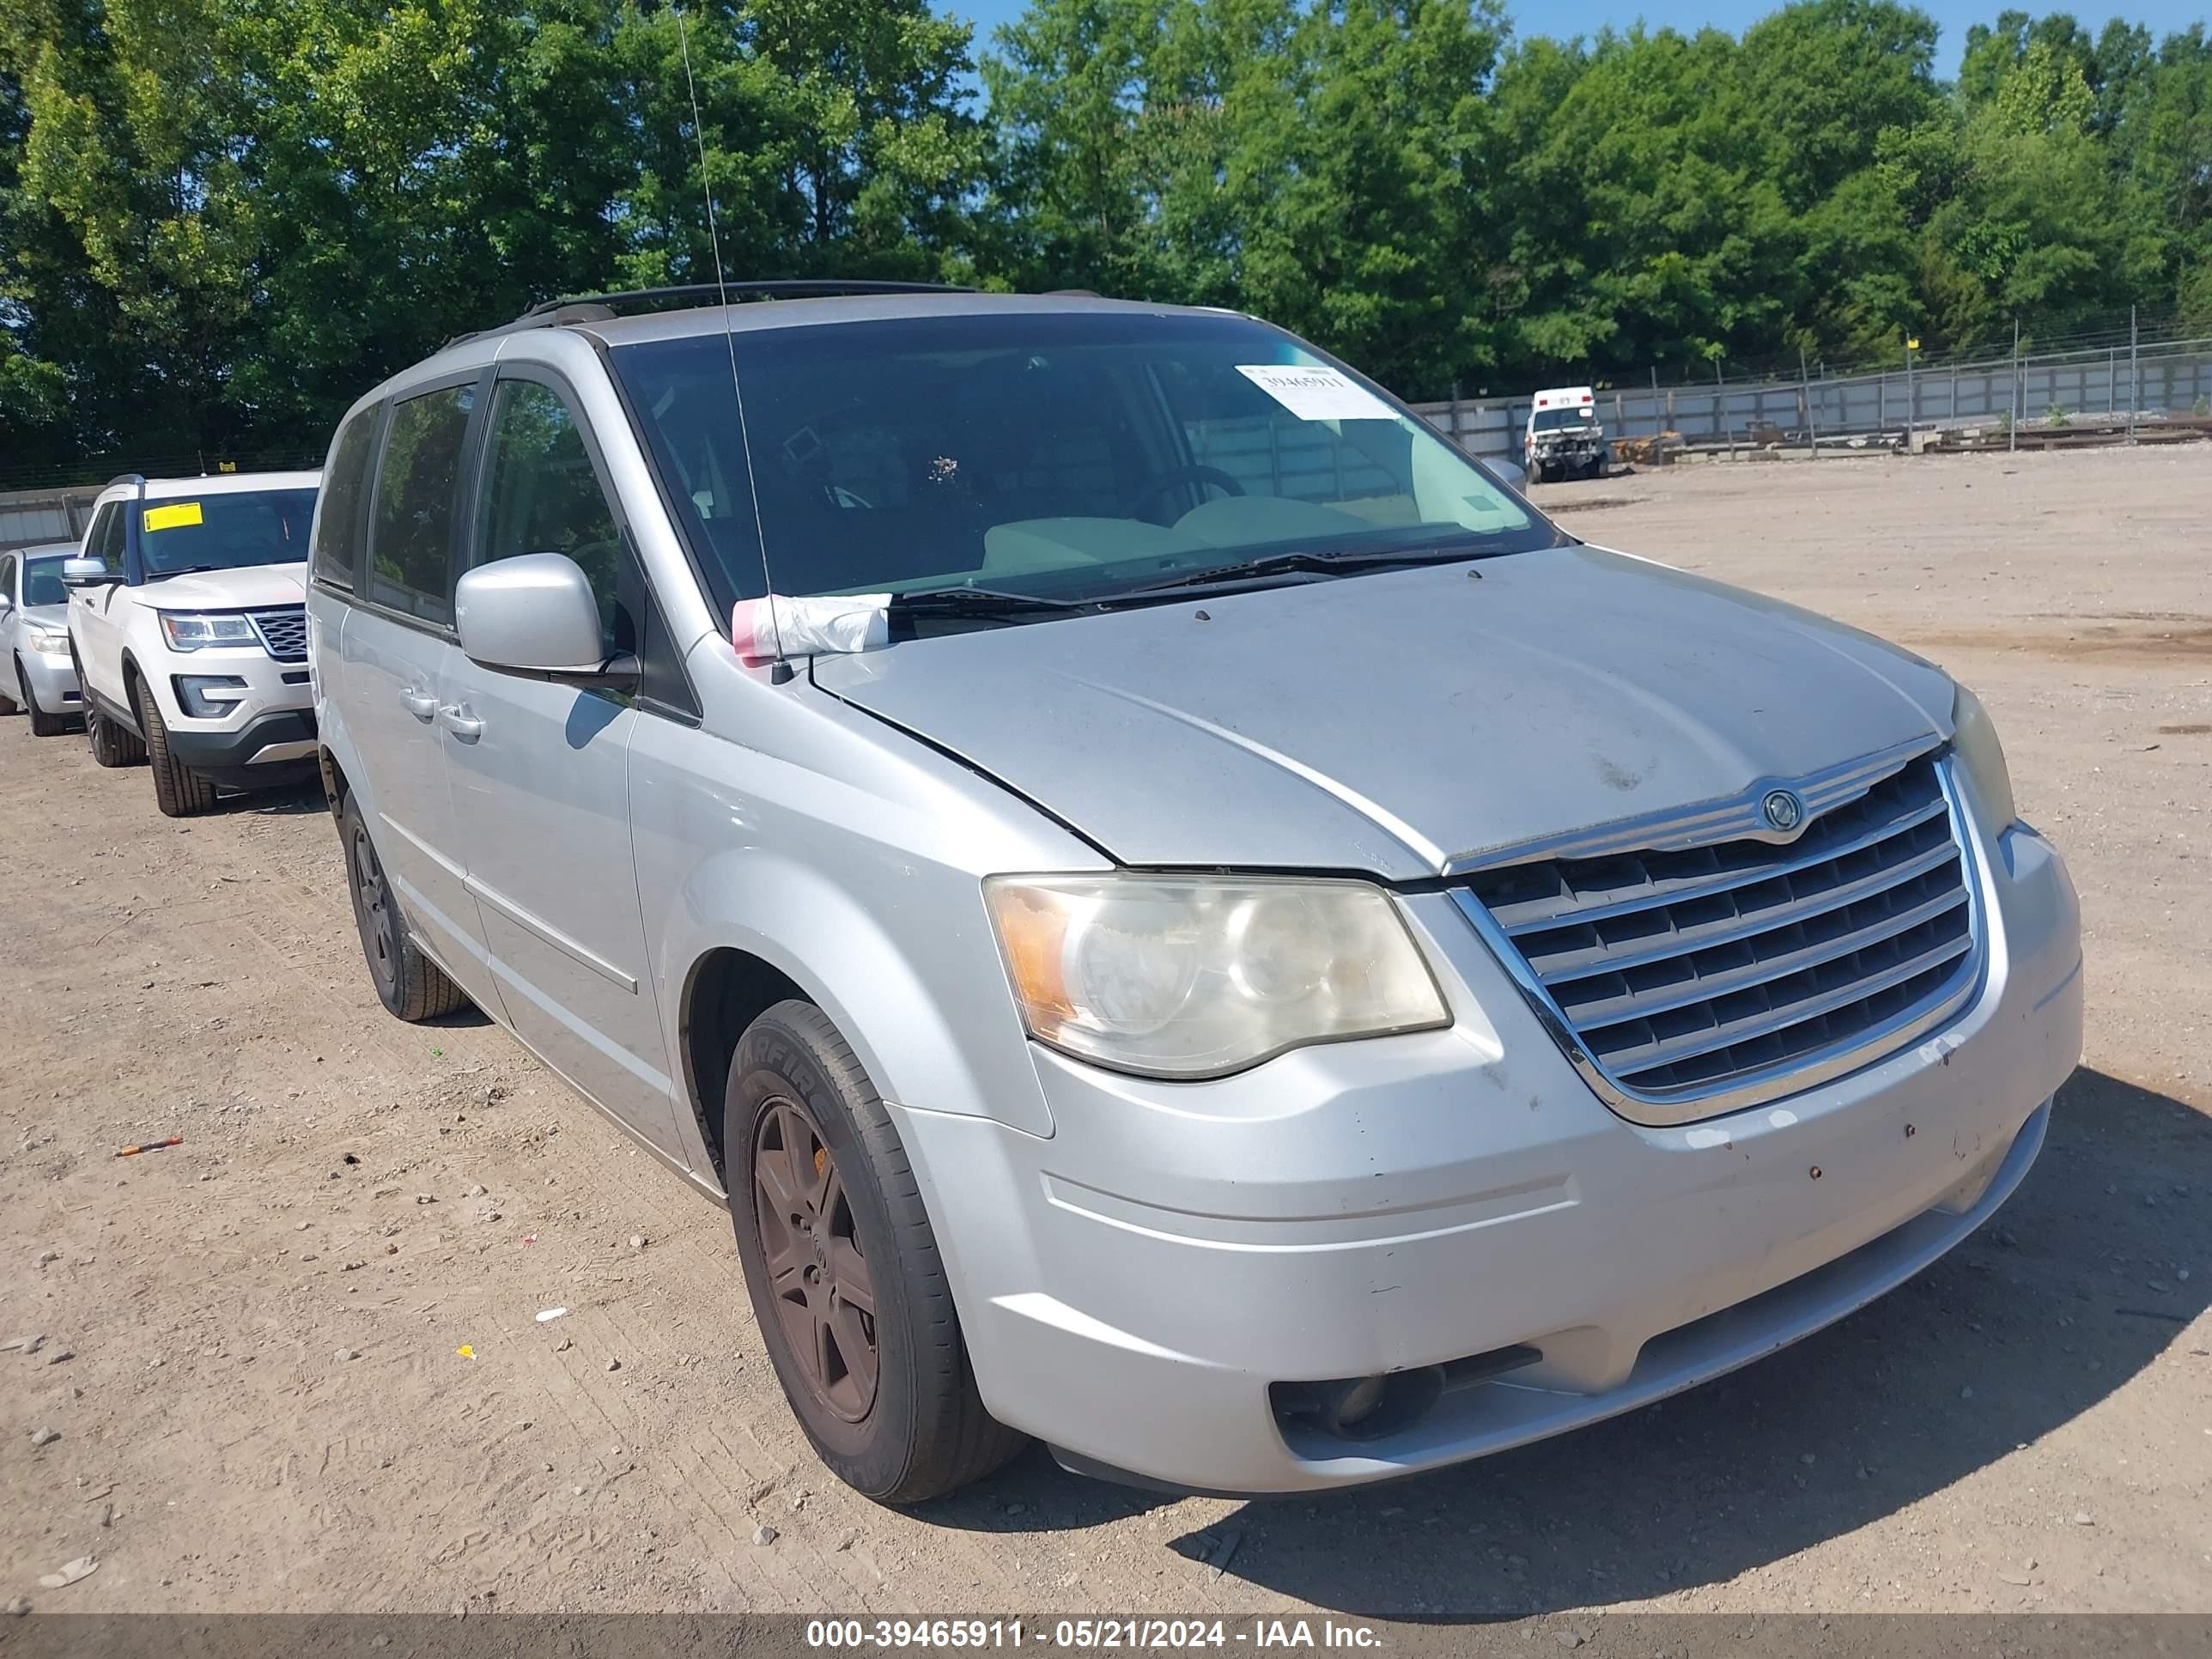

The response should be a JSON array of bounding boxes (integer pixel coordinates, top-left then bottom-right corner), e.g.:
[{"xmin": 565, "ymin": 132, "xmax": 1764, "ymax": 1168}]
[{"xmin": 3, "ymin": 447, "xmax": 2208, "ymax": 1623}]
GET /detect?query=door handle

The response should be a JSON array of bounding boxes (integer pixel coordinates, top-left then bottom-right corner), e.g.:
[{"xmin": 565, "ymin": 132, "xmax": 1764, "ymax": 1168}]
[
  {"xmin": 401, "ymin": 689, "xmax": 438, "ymax": 722},
  {"xmin": 438, "ymin": 704, "xmax": 483, "ymax": 742}
]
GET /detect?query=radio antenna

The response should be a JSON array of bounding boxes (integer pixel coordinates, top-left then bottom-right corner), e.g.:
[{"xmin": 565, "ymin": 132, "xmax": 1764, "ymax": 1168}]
[
  {"xmin": 673, "ymin": 4, "xmax": 784, "ymax": 667},
  {"xmin": 674, "ymin": 6, "xmax": 729, "ymax": 310}
]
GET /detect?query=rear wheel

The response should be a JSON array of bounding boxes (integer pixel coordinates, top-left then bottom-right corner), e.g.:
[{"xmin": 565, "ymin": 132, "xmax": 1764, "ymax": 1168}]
[
  {"xmin": 340, "ymin": 793, "xmax": 468, "ymax": 1021},
  {"xmin": 85, "ymin": 697, "xmax": 144, "ymax": 767},
  {"xmin": 0, "ymin": 672, "xmax": 16, "ymax": 715},
  {"xmin": 726, "ymin": 1000, "xmax": 1024, "ymax": 1503},
  {"xmin": 137, "ymin": 679, "xmax": 219, "ymax": 817},
  {"xmin": 20, "ymin": 663, "xmax": 68, "ymax": 737}
]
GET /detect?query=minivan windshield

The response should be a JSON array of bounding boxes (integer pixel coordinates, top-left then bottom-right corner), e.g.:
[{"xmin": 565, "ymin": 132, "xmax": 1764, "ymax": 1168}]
[
  {"xmin": 612, "ymin": 311, "xmax": 1559, "ymax": 609},
  {"xmin": 23, "ymin": 556, "xmax": 69, "ymax": 606},
  {"xmin": 139, "ymin": 488, "xmax": 318, "ymax": 578}
]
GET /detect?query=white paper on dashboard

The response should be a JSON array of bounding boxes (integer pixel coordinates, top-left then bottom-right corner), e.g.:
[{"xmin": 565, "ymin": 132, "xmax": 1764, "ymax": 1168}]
[{"xmin": 1236, "ymin": 364, "xmax": 1397, "ymax": 422}]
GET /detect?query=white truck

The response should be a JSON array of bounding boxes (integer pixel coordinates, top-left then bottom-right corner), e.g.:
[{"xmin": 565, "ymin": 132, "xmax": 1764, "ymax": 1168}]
[{"xmin": 1523, "ymin": 386, "xmax": 1611, "ymax": 483}]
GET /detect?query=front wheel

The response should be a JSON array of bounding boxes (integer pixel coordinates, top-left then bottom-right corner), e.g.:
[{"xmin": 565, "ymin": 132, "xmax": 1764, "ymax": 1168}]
[
  {"xmin": 726, "ymin": 1000, "xmax": 1024, "ymax": 1503},
  {"xmin": 20, "ymin": 663, "xmax": 68, "ymax": 737},
  {"xmin": 137, "ymin": 680, "xmax": 219, "ymax": 817}
]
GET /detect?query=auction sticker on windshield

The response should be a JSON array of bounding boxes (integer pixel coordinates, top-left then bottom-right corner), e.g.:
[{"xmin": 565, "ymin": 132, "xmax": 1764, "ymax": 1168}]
[
  {"xmin": 144, "ymin": 501, "xmax": 204, "ymax": 532},
  {"xmin": 1236, "ymin": 364, "xmax": 1396, "ymax": 422}
]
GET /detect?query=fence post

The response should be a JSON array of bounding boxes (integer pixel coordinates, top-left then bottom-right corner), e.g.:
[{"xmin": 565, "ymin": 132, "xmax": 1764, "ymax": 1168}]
[
  {"xmin": 1904, "ymin": 334, "xmax": 1915, "ymax": 451},
  {"xmin": 1800, "ymin": 347, "xmax": 1816, "ymax": 457},
  {"xmin": 2128, "ymin": 306, "xmax": 2139, "ymax": 445},
  {"xmin": 2010, "ymin": 318, "xmax": 2020, "ymax": 454}
]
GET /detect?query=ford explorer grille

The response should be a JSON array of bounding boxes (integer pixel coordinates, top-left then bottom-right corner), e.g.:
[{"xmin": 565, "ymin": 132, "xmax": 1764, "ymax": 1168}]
[
  {"xmin": 247, "ymin": 607, "xmax": 308, "ymax": 663},
  {"xmin": 1452, "ymin": 753, "xmax": 1980, "ymax": 1121}
]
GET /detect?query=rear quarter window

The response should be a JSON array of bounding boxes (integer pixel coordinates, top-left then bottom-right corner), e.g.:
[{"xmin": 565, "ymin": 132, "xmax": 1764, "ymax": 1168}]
[{"xmin": 313, "ymin": 407, "xmax": 380, "ymax": 593}]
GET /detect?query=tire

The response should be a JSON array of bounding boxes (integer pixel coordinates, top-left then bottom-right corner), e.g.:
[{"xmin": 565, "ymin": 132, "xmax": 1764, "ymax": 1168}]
[
  {"xmin": 19, "ymin": 662, "xmax": 68, "ymax": 737},
  {"xmin": 0, "ymin": 671, "xmax": 15, "ymax": 715},
  {"xmin": 85, "ymin": 696, "xmax": 145, "ymax": 768},
  {"xmin": 340, "ymin": 793, "xmax": 469, "ymax": 1022},
  {"xmin": 726, "ymin": 1000, "xmax": 1024, "ymax": 1504},
  {"xmin": 136, "ymin": 678, "xmax": 219, "ymax": 817}
]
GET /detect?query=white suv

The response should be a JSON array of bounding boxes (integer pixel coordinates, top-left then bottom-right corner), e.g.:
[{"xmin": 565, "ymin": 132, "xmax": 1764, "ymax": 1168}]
[{"xmin": 64, "ymin": 470, "xmax": 322, "ymax": 815}]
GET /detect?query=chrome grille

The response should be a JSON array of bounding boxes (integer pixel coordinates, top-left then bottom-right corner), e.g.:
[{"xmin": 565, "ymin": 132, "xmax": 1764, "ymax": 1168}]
[
  {"xmin": 247, "ymin": 606, "xmax": 307, "ymax": 662},
  {"xmin": 1454, "ymin": 754, "xmax": 1979, "ymax": 1116}
]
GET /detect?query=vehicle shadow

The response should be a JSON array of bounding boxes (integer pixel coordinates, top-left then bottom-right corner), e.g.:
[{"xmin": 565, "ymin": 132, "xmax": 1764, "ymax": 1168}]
[
  {"xmin": 932, "ymin": 1068, "xmax": 2208, "ymax": 1618},
  {"xmin": 226, "ymin": 778, "xmax": 327, "ymax": 817}
]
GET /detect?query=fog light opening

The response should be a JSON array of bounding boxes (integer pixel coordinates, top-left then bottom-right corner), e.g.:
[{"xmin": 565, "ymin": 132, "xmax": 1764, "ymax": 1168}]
[{"xmin": 1277, "ymin": 1364, "xmax": 1447, "ymax": 1443}]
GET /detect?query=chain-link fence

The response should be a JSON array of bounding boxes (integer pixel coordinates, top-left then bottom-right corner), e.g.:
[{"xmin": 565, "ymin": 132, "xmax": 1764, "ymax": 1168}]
[{"xmin": 1414, "ymin": 332, "xmax": 2212, "ymax": 467}]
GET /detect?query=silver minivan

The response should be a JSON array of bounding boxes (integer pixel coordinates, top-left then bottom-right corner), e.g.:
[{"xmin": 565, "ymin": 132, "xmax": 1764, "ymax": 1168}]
[{"xmin": 308, "ymin": 285, "xmax": 2081, "ymax": 1503}]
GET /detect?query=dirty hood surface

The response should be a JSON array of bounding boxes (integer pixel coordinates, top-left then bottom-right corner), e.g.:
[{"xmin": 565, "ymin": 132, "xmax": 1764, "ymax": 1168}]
[{"xmin": 811, "ymin": 546, "xmax": 1956, "ymax": 880}]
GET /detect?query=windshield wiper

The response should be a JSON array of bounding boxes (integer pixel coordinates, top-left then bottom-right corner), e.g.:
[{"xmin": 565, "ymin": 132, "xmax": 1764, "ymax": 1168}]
[
  {"xmin": 147, "ymin": 564, "xmax": 223, "ymax": 580},
  {"xmin": 890, "ymin": 586, "xmax": 1096, "ymax": 618},
  {"xmin": 1110, "ymin": 540, "xmax": 1495, "ymax": 599}
]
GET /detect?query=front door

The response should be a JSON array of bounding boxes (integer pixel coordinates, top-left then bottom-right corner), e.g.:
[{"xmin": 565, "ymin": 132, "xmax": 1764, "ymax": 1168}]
[
  {"xmin": 438, "ymin": 372, "xmax": 689, "ymax": 1160},
  {"xmin": 70, "ymin": 502, "xmax": 131, "ymax": 704}
]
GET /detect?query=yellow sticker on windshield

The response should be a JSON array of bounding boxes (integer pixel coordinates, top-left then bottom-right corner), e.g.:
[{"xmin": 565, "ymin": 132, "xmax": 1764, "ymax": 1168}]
[{"xmin": 143, "ymin": 501, "xmax": 204, "ymax": 532}]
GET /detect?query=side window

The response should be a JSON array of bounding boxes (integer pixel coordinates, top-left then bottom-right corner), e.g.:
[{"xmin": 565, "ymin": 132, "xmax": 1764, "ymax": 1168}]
[
  {"xmin": 81, "ymin": 504, "xmax": 122, "ymax": 573},
  {"xmin": 313, "ymin": 405, "xmax": 380, "ymax": 593},
  {"xmin": 475, "ymin": 380, "xmax": 622, "ymax": 652},
  {"xmin": 368, "ymin": 382, "xmax": 477, "ymax": 624}
]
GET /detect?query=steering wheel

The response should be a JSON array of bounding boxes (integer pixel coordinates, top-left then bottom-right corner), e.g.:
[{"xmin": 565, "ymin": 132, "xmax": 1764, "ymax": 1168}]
[{"xmin": 1120, "ymin": 464, "xmax": 1246, "ymax": 520}]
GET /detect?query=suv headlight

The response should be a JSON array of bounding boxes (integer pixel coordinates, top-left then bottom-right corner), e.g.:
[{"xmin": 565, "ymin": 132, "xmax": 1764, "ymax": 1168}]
[
  {"xmin": 159, "ymin": 612, "xmax": 259, "ymax": 651},
  {"xmin": 25, "ymin": 621, "xmax": 70, "ymax": 655},
  {"xmin": 984, "ymin": 874, "xmax": 1449, "ymax": 1079},
  {"xmin": 1949, "ymin": 683, "xmax": 2017, "ymax": 830}
]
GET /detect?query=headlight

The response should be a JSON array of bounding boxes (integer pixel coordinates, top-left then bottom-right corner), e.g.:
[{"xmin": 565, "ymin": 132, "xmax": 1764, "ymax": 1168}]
[
  {"xmin": 1949, "ymin": 683, "xmax": 2017, "ymax": 830},
  {"xmin": 984, "ymin": 874, "xmax": 1449, "ymax": 1079},
  {"xmin": 159, "ymin": 612, "xmax": 259, "ymax": 651},
  {"xmin": 26, "ymin": 623, "xmax": 70, "ymax": 655}
]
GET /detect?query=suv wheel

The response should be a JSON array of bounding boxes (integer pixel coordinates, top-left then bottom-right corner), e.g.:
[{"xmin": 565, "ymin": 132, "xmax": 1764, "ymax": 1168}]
[
  {"xmin": 136, "ymin": 680, "xmax": 219, "ymax": 817},
  {"xmin": 86, "ymin": 697, "xmax": 145, "ymax": 768},
  {"xmin": 726, "ymin": 1000, "xmax": 1025, "ymax": 1504},
  {"xmin": 19, "ymin": 663, "xmax": 68, "ymax": 737},
  {"xmin": 339, "ymin": 793, "xmax": 468, "ymax": 1021}
]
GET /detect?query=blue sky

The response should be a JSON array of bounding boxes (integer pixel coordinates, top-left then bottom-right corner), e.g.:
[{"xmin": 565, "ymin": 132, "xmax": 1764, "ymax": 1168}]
[{"xmin": 939, "ymin": 0, "xmax": 2208, "ymax": 76}]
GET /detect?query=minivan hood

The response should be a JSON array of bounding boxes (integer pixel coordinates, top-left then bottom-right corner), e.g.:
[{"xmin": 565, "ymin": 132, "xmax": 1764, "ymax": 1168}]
[
  {"xmin": 141, "ymin": 562, "xmax": 306, "ymax": 611},
  {"xmin": 812, "ymin": 547, "xmax": 1956, "ymax": 880}
]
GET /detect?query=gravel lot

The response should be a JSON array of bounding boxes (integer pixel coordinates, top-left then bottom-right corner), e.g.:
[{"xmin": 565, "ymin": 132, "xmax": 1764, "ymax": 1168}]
[{"xmin": 2, "ymin": 447, "xmax": 2207, "ymax": 1621}]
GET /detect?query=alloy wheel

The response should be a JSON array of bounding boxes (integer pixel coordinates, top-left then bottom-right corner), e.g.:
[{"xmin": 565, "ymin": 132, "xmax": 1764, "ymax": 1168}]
[{"xmin": 751, "ymin": 1097, "xmax": 879, "ymax": 1423}]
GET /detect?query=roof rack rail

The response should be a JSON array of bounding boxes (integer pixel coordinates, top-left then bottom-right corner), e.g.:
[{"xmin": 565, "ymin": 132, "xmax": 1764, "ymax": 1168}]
[
  {"xmin": 519, "ymin": 279, "xmax": 972, "ymax": 323},
  {"xmin": 106, "ymin": 472, "xmax": 147, "ymax": 489},
  {"xmin": 441, "ymin": 279, "xmax": 976, "ymax": 351}
]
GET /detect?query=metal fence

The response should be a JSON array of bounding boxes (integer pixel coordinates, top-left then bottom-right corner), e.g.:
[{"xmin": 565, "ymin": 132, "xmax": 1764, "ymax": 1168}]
[
  {"xmin": 1412, "ymin": 334, "xmax": 2212, "ymax": 465},
  {"xmin": 0, "ymin": 487, "xmax": 100, "ymax": 553}
]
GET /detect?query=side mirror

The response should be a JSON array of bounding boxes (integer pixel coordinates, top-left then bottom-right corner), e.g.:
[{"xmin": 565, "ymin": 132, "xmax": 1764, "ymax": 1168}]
[
  {"xmin": 60, "ymin": 557, "xmax": 113, "ymax": 589},
  {"xmin": 1489, "ymin": 458, "xmax": 1528, "ymax": 492},
  {"xmin": 454, "ymin": 552, "xmax": 629, "ymax": 685}
]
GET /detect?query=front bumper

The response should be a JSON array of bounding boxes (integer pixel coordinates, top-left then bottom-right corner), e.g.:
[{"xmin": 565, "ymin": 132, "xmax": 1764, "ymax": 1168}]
[
  {"xmin": 164, "ymin": 707, "xmax": 319, "ymax": 783},
  {"xmin": 144, "ymin": 641, "xmax": 316, "ymax": 784},
  {"xmin": 898, "ymin": 821, "xmax": 2081, "ymax": 1494},
  {"xmin": 17, "ymin": 645, "xmax": 82, "ymax": 713}
]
